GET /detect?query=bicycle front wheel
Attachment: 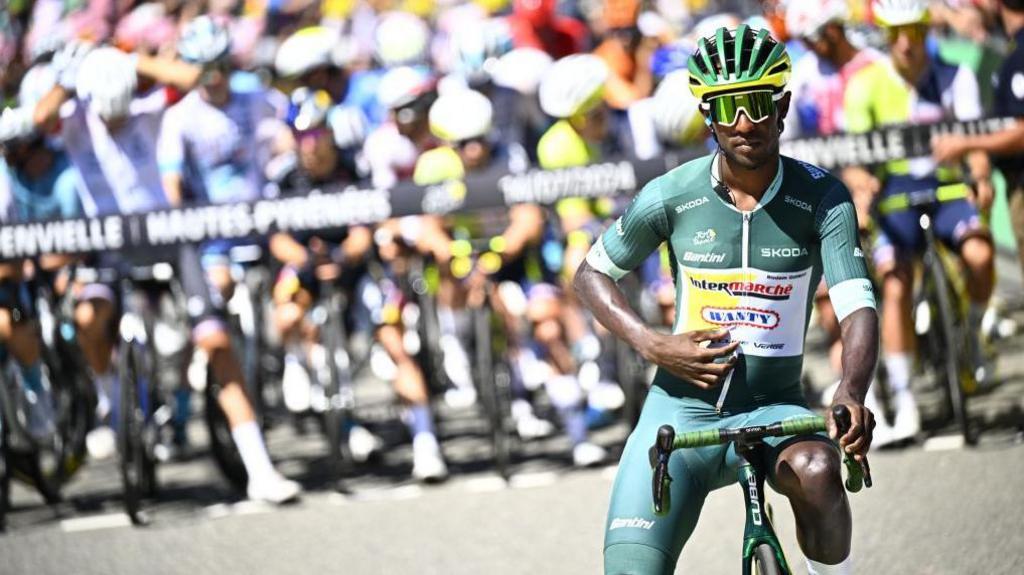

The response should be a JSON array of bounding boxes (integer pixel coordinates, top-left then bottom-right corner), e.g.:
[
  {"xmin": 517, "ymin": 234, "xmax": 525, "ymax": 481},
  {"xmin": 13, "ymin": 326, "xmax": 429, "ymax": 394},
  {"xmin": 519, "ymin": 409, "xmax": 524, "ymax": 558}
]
[
  {"xmin": 474, "ymin": 306, "xmax": 512, "ymax": 480},
  {"xmin": 118, "ymin": 342, "xmax": 156, "ymax": 525},
  {"xmin": 926, "ymin": 254, "xmax": 976, "ymax": 445},
  {"xmin": 752, "ymin": 543, "xmax": 785, "ymax": 575}
]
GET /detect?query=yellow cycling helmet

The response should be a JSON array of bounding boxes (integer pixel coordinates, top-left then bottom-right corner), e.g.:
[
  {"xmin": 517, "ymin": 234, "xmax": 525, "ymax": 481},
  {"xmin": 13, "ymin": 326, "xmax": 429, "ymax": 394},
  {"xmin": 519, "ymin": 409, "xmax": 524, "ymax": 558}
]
[{"xmin": 687, "ymin": 25, "xmax": 791, "ymax": 103}]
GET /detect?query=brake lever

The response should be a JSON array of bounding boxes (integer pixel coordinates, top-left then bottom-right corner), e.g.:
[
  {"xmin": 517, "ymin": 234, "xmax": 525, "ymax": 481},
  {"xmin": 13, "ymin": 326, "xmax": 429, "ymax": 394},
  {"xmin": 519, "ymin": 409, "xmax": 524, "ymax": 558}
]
[
  {"xmin": 650, "ymin": 425, "xmax": 676, "ymax": 516},
  {"xmin": 831, "ymin": 405, "xmax": 873, "ymax": 491}
]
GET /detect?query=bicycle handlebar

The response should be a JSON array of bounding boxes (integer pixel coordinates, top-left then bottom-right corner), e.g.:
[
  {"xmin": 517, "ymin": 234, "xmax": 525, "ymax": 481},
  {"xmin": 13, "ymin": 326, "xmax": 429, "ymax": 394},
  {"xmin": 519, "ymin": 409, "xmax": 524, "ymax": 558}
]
[{"xmin": 649, "ymin": 405, "xmax": 872, "ymax": 517}]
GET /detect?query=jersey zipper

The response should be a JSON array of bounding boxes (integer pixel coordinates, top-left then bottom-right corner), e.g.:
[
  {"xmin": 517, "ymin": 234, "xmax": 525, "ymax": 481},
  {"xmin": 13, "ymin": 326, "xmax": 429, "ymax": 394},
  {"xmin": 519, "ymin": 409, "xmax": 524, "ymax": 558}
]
[{"xmin": 716, "ymin": 211, "xmax": 751, "ymax": 415}]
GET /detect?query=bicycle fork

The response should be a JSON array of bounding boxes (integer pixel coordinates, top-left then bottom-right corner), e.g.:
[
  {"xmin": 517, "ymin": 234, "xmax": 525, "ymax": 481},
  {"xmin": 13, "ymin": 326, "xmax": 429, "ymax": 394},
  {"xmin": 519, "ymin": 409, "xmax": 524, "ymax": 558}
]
[{"xmin": 737, "ymin": 442, "xmax": 790, "ymax": 575}]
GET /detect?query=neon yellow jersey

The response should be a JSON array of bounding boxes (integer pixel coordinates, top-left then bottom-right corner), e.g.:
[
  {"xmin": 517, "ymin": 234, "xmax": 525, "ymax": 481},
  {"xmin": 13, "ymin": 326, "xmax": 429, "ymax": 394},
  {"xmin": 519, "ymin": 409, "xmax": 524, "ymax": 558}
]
[
  {"xmin": 413, "ymin": 146, "xmax": 465, "ymax": 186},
  {"xmin": 843, "ymin": 56, "xmax": 982, "ymax": 181}
]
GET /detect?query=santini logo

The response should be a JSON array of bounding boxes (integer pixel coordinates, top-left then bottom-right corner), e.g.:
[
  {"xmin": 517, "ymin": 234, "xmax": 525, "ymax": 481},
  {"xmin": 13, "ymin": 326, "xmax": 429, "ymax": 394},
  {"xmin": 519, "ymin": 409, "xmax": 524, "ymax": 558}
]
[
  {"xmin": 609, "ymin": 517, "xmax": 655, "ymax": 531},
  {"xmin": 784, "ymin": 195, "xmax": 813, "ymax": 213},
  {"xmin": 683, "ymin": 251, "xmax": 726, "ymax": 264},
  {"xmin": 675, "ymin": 196, "xmax": 709, "ymax": 213},
  {"xmin": 761, "ymin": 247, "xmax": 808, "ymax": 258},
  {"xmin": 615, "ymin": 218, "xmax": 625, "ymax": 236}
]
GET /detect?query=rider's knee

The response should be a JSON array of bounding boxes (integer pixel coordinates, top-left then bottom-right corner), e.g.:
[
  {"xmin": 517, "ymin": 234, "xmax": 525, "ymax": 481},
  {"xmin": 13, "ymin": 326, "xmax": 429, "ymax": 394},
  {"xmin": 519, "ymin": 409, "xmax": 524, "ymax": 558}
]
[
  {"xmin": 960, "ymin": 235, "xmax": 994, "ymax": 269},
  {"xmin": 274, "ymin": 302, "xmax": 305, "ymax": 335},
  {"xmin": 881, "ymin": 264, "xmax": 913, "ymax": 298},
  {"xmin": 75, "ymin": 299, "xmax": 113, "ymax": 335},
  {"xmin": 775, "ymin": 442, "xmax": 842, "ymax": 497},
  {"xmin": 534, "ymin": 318, "xmax": 563, "ymax": 346}
]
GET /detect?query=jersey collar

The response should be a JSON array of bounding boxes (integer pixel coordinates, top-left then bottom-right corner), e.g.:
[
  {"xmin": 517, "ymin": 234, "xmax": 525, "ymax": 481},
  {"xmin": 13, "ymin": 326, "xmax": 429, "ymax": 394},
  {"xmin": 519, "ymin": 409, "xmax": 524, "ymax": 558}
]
[{"xmin": 709, "ymin": 154, "xmax": 784, "ymax": 214}]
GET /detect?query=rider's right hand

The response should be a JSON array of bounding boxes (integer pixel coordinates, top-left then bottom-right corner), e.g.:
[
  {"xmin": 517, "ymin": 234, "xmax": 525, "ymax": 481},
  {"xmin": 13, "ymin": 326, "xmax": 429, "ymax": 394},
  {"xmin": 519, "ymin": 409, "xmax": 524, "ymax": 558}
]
[{"xmin": 639, "ymin": 329, "xmax": 740, "ymax": 389}]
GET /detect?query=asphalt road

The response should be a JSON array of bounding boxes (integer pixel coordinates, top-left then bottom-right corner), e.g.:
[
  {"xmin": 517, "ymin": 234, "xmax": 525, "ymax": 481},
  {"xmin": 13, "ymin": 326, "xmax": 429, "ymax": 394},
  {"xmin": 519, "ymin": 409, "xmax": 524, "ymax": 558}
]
[{"xmin": 2, "ymin": 255, "xmax": 1023, "ymax": 575}]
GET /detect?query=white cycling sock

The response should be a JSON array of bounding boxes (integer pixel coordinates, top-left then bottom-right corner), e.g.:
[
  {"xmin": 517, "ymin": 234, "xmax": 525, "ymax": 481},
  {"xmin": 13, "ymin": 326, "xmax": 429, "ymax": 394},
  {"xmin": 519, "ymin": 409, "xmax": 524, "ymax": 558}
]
[
  {"xmin": 806, "ymin": 556, "xmax": 852, "ymax": 575},
  {"xmin": 883, "ymin": 353, "xmax": 912, "ymax": 395},
  {"xmin": 231, "ymin": 421, "xmax": 275, "ymax": 481}
]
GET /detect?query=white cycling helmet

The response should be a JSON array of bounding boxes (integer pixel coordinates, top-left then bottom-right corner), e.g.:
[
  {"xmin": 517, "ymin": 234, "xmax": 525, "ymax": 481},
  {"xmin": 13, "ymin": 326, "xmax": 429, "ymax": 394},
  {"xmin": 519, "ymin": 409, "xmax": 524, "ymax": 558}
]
[
  {"xmin": 178, "ymin": 15, "xmax": 232, "ymax": 65},
  {"xmin": 377, "ymin": 66, "xmax": 433, "ymax": 110},
  {"xmin": 429, "ymin": 88, "xmax": 493, "ymax": 142},
  {"xmin": 785, "ymin": 0, "xmax": 849, "ymax": 38},
  {"xmin": 328, "ymin": 105, "xmax": 368, "ymax": 150},
  {"xmin": 448, "ymin": 18, "xmax": 513, "ymax": 82},
  {"xmin": 539, "ymin": 54, "xmax": 608, "ymax": 119},
  {"xmin": 275, "ymin": 26, "xmax": 351, "ymax": 78},
  {"xmin": 76, "ymin": 47, "xmax": 137, "ymax": 122},
  {"xmin": 18, "ymin": 63, "xmax": 57, "ymax": 107},
  {"xmin": 651, "ymin": 71, "xmax": 705, "ymax": 146},
  {"xmin": 490, "ymin": 47, "xmax": 553, "ymax": 95},
  {"xmin": 374, "ymin": 12, "xmax": 430, "ymax": 67},
  {"xmin": 873, "ymin": 0, "xmax": 930, "ymax": 27}
]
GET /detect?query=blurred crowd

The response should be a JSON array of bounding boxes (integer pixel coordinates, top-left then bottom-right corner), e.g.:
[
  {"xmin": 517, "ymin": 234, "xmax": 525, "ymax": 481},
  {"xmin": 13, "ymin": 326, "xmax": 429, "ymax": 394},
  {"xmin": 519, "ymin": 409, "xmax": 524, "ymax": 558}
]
[{"xmin": 0, "ymin": 0, "xmax": 1022, "ymax": 506}]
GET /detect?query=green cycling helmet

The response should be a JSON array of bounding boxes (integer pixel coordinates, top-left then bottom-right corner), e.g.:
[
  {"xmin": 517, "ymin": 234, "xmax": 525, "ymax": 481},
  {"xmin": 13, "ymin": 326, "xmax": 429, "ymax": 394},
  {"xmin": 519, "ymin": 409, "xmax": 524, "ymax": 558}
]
[{"xmin": 687, "ymin": 25, "xmax": 791, "ymax": 103}]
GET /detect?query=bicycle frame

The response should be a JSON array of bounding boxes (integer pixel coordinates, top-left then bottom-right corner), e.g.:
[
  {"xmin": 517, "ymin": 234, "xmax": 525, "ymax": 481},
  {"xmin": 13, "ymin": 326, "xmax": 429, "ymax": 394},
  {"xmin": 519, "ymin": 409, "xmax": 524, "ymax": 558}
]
[{"xmin": 736, "ymin": 441, "xmax": 790, "ymax": 575}]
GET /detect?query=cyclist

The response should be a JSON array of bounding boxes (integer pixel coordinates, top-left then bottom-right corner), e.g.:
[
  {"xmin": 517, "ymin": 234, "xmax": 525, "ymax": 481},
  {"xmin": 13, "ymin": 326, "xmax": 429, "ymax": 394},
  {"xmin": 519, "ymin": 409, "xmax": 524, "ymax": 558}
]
[
  {"xmin": 843, "ymin": 0, "xmax": 996, "ymax": 440},
  {"xmin": 269, "ymin": 87, "xmax": 449, "ymax": 482},
  {"xmin": 784, "ymin": 0, "xmax": 881, "ymax": 139},
  {"xmin": 574, "ymin": 26, "xmax": 878, "ymax": 574},
  {"xmin": 413, "ymin": 88, "xmax": 610, "ymax": 460},
  {"xmin": 784, "ymin": 0, "xmax": 891, "ymax": 427},
  {"xmin": 31, "ymin": 43, "xmax": 301, "ymax": 504},
  {"xmin": 507, "ymin": 0, "xmax": 589, "ymax": 59},
  {"xmin": 0, "ymin": 67, "xmax": 81, "ymax": 444},
  {"xmin": 932, "ymin": 0, "xmax": 1024, "ymax": 282},
  {"xmin": 363, "ymin": 65, "xmax": 438, "ymax": 189}
]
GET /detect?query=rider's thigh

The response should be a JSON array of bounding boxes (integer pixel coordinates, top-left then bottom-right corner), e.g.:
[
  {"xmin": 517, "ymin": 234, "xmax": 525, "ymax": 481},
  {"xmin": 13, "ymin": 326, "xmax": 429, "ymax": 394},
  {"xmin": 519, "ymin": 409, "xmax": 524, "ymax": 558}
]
[
  {"xmin": 878, "ymin": 206, "xmax": 925, "ymax": 255},
  {"xmin": 604, "ymin": 386, "xmax": 724, "ymax": 568},
  {"xmin": 932, "ymin": 199, "xmax": 989, "ymax": 255}
]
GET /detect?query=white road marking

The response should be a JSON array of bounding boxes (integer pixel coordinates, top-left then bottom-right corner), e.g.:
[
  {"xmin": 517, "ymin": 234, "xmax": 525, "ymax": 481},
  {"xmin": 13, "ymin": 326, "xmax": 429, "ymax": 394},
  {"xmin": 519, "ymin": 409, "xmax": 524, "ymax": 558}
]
[
  {"xmin": 923, "ymin": 435, "xmax": 965, "ymax": 451},
  {"xmin": 462, "ymin": 476, "xmax": 508, "ymax": 493},
  {"xmin": 60, "ymin": 513, "xmax": 132, "ymax": 533},
  {"xmin": 204, "ymin": 501, "xmax": 274, "ymax": 520},
  {"xmin": 509, "ymin": 471, "xmax": 558, "ymax": 489},
  {"xmin": 352, "ymin": 484, "xmax": 424, "ymax": 502}
]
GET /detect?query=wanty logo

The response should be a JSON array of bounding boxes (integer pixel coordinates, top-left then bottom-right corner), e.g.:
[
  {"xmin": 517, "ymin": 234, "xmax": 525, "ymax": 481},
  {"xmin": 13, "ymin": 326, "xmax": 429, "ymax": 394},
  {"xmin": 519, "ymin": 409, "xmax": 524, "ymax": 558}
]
[
  {"xmin": 701, "ymin": 306, "xmax": 780, "ymax": 329},
  {"xmin": 675, "ymin": 196, "xmax": 709, "ymax": 213},
  {"xmin": 689, "ymin": 277, "xmax": 793, "ymax": 300},
  {"xmin": 693, "ymin": 228, "xmax": 717, "ymax": 245}
]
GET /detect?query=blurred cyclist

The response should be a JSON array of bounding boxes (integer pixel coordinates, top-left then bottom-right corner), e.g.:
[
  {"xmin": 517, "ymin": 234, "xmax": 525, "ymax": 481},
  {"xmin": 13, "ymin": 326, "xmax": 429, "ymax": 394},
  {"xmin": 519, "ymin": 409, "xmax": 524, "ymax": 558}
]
[
  {"xmin": 413, "ymin": 87, "xmax": 606, "ymax": 465},
  {"xmin": 0, "ymin": 65, "xmax": 82, "ymax": 443},
  {"xmin": 269, "ymin": 87, "xmax": 449, "ymax": 481},
  {"xmin": 32, "ymin": 42, "xmax": 301, "ymax": 503},
  {"xmin": 507, "ymin": 0, "xmax": 589, "ymax": 59},
  {"xmin": 843, "ymin": 0, "xmax": 996, "ymax": 442}
]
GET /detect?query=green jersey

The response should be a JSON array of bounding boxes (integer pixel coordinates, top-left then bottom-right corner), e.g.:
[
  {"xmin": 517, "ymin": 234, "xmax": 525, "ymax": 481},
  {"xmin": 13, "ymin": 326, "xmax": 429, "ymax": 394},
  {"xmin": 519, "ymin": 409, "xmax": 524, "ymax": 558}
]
[{"xmin": 587, "ymin": 154, "xmax": 875, "ymax": 412}]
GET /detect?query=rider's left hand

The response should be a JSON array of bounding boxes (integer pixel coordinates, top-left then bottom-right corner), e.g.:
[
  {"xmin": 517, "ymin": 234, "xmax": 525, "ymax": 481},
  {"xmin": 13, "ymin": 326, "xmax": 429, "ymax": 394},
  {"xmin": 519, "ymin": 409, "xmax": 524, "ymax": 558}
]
[{"xmin": 827, "ymin": 398, "xmax": 875, "ymax": 462}]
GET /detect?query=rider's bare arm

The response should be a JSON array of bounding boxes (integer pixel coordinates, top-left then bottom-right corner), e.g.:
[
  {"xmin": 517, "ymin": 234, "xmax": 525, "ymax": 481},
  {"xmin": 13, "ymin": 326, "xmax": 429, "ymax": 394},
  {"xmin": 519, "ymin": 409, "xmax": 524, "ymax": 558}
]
[
  {"xmin": 500, "ymin": 204, "xmax": 545, "ymax": 260},
  {"xmin": 831, "ymin": 307, "xmax": 879, "ymax": 460},
  {"xmin": 574, "ymin": 261, "xmax": 738, "ymax": 389}
]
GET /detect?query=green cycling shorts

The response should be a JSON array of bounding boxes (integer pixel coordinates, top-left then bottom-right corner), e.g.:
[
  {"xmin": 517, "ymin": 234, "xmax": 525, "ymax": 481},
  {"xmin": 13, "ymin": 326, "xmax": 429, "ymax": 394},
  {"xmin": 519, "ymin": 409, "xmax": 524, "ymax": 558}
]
[{"xmin": 603, "ymin": 385, "xmax": 829, "ymax": 574}]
